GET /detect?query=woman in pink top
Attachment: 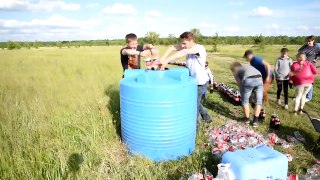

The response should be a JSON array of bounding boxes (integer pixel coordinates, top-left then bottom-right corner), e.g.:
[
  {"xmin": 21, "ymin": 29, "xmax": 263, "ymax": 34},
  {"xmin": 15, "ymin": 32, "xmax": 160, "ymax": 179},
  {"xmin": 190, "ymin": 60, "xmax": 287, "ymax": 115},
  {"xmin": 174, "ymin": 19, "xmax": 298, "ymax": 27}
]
[{"xmin": 289, "ymin": 52, "xmax": 318, "ymax": 115}]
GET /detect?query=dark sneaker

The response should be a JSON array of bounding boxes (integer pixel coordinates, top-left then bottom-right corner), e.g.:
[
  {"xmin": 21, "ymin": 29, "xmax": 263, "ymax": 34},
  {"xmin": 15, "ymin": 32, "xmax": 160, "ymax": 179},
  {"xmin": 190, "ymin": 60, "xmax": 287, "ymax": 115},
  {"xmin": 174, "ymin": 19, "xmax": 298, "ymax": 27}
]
[{"xmin": 244, "ymin": 118, "xmax": 250, "ymax": 125}]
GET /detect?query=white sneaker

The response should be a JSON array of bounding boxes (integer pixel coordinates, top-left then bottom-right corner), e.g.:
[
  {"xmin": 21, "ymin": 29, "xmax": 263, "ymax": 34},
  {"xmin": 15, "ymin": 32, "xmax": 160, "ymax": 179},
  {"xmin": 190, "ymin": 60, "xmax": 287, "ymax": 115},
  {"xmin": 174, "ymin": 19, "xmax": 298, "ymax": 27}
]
[
  {"xmin": 284, "ymin": 105, "xmax": 289, "ymax": 110},
  {"xmin": 276, "ymin": 99, "xmax": 281, "ymax": 105},
  {"xmin": 305, "ymin": 98, "xmax": 310, "ymax": 102}
]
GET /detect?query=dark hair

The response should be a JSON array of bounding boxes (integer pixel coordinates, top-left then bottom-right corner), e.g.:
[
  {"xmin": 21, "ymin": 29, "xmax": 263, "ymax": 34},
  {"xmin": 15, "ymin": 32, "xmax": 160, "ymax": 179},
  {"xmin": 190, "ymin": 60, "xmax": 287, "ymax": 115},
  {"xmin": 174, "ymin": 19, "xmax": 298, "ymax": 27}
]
[
  {"xmin": 230, "ymin": 62, "xmax": 242, "ymax": 72},
  {"xmin": 306, "ymin": 35, "xmax": 315, "ymax": 42},
  {"xmin": 205, "ymin": 61, "xmax": 208, "ymax": 66},
  {"xmin": 179, "ymin": 32, "xmax": 196, "ymax": 41},
  {"xmin": 280, "ymin": 48, "xmax": 288, "ymax": 53},
  {"xmin": 125, "ymin": 33, "xmax": 138, "ymax": 43}
]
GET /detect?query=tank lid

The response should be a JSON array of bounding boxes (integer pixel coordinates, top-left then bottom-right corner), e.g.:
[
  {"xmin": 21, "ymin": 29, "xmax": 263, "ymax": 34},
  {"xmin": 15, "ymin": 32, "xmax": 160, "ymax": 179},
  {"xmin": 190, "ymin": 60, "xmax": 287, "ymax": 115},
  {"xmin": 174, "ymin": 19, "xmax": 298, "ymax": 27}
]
[{"xmin": 121, "ymin": 68, "xmax": 196, "ymax": 87}]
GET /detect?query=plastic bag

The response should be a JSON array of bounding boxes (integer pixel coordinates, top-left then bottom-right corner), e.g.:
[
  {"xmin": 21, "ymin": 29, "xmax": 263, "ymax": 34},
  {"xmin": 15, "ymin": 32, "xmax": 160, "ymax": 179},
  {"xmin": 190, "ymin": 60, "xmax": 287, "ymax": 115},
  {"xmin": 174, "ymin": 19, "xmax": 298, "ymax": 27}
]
[{"xmin": 215, "ymin": 163, "xmax": 235, "ymax": 180}]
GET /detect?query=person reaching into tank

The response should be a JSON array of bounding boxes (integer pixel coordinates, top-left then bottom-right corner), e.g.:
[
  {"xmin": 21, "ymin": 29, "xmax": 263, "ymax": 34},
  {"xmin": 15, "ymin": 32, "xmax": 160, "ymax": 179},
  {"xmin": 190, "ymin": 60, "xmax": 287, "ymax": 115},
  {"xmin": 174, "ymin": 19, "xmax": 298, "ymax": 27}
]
[
  {"xmin": 159, "ymin": 31, "xmax": 212, "ymax": 123},
  {"xmin": 120, "ymin": 33, "xmax": 158, "ymax": 76}
]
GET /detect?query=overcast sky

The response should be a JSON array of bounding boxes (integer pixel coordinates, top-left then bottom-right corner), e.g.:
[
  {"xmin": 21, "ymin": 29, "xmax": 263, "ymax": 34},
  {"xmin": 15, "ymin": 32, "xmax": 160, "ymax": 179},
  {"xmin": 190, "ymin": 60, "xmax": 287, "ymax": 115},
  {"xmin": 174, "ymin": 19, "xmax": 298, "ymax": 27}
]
[{"xmin": 0, "ymin": 0, "xmax": 319, "ymax": 41}]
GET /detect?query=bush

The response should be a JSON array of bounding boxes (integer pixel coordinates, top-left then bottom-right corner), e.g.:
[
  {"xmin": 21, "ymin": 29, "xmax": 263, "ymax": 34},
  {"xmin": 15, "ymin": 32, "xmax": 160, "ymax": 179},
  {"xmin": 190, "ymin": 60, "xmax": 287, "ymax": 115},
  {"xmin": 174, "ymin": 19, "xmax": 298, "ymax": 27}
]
[{"xmin": 7, "ymin": 41, "xmax": 21, "ymax": 50}]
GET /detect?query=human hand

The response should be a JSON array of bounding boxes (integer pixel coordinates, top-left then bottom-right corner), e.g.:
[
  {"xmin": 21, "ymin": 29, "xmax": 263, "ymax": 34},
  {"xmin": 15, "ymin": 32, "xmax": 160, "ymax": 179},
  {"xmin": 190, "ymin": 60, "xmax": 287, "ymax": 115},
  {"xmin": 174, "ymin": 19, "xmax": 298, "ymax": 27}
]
[
  {"xmin": 151, "ymin": 49, "xmax": 159, "ymax": 55},
  {"xmin": 265, "ymin": 76, "xmax": 270, "ymax": 83}
]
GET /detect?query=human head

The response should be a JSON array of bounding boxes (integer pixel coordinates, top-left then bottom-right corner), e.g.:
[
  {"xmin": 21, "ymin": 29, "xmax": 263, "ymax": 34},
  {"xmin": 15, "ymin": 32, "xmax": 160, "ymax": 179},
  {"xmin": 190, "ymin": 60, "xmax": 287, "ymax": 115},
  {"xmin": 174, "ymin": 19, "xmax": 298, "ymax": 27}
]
[
  {"xmin": 179, "ymin": 31, "xmax": 196, "ymax": 49},
  {"xmin": 230, "ymin": 62, "xmax": 242, "ymax": 74},
  {"xmin": 280, "ymin": 48, "xmax": 288, "ymax": 56},
  {"xmin": 296, "ymin": 52, "xmax": 306, "ymax": 61},
  {"xmin": 306, "ymin": 35, "xmax": 315, "ymax": 47},
  {"xmin": 125, "ymin": 33, "xmax": 138, "ymax": 49},
  {"xmin": 205, "ymin": 61, "xmax": 209, "ymax": 67},
  {"xmin": 243, "ymin": 50, "xmax": 254, "ymax": 61}
]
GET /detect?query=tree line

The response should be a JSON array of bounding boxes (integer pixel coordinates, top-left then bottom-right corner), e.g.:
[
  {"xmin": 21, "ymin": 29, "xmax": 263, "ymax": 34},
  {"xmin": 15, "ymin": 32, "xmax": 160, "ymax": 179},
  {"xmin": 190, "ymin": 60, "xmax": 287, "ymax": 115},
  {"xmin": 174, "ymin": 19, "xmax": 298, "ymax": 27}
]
[{"xmin": 1, "ymin": 29, "xmax": 318, "ymax": 50}]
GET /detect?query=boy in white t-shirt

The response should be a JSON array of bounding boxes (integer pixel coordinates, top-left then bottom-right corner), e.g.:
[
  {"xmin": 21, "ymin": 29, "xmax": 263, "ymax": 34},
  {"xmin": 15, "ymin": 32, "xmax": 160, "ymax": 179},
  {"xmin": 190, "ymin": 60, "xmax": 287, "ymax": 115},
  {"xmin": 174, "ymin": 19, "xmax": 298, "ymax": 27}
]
[{"xmin": 159, "ymin": 31, "xmax": 212, "ymax": 123}]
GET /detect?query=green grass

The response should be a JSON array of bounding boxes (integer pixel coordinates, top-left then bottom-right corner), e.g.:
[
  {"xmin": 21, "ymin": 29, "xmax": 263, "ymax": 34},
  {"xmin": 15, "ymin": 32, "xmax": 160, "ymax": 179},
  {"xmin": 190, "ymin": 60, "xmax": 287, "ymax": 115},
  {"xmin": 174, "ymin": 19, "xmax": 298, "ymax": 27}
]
[{"xmin": 0, "ymin": 46, "xmax": 319, "ymax": 179}]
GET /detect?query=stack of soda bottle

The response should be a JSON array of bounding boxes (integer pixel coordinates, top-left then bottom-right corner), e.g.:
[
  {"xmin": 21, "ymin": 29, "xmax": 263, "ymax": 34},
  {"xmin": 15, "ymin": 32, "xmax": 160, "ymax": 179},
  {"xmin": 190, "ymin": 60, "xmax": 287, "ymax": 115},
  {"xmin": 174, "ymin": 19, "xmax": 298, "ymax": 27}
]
[
  {"xmin": 213, "ymin": 83, "xmax": 241, "ymax": 105},
  {"xmin": 207, "ymin": 121, "xmax": 269, "ymax": 159}
]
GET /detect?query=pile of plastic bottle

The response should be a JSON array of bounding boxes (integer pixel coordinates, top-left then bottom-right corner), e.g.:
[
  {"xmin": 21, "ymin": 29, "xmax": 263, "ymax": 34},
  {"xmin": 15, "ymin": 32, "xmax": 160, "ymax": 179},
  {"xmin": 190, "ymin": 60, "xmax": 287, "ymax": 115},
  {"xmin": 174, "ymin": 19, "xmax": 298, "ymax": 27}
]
[
  {"xmin": 207, "ymin": 121, "xmax": 269, "ymax": 158},
  {"xmin": 213, "ymin": 83, "xmax": 241, "ymax": 105},
  {"xmin": 287, "ymin": 163, "xmax": 320, "ymax": 179}
]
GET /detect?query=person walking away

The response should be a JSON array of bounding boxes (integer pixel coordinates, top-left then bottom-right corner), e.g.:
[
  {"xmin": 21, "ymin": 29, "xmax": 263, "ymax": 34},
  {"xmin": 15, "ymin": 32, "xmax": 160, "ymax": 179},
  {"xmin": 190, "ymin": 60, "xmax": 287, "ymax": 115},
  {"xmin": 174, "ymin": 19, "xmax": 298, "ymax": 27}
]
[
  {"xmin": 243, "ymin": 50, "xmax": 273, "ymax": 105},
  {"xmin": 289, "ymin": 53, "xmax": 318, "ymax": 116},
  {"xmin": 120, "ymin": 33, "xmax": 158, "ymax": 75},
  {"xmin": 159, "ymin": 31, "xmax": 212, "ymax": 123},
  {"xmin": 231, "ymin": 62, "xmax": 263, "ymax": 128},
  {"xmin": 298, "ymin": 35, "xmax": 320, "ymax": 102},
  {"xmin": 202, "ymin": 61, "xmax": 216, "ymax": 99},
  {"xmin": 274, "ymin": 48, "xmax": 293, "ymax": 109}
]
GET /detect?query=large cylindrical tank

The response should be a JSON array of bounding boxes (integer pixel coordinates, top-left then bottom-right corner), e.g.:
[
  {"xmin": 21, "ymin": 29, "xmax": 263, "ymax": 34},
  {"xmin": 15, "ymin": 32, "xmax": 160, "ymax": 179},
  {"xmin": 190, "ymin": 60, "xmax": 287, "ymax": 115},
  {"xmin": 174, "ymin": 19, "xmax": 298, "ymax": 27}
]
[{"xmin": 120, "ymin": 68, "xmax": 197, "ymax": 161}]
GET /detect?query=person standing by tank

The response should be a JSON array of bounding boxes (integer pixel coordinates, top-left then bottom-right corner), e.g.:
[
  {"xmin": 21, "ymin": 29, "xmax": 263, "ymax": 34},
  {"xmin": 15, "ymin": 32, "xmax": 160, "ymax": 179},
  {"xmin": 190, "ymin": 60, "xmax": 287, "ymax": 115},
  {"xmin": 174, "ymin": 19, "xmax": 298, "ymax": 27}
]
[
  {"xmin": 298, "ymin": 35, "xmax": 320, "ymax": 102},
  {"xmin": 159, "ymin": 31, "xmax": 212, "ymax": 123}
]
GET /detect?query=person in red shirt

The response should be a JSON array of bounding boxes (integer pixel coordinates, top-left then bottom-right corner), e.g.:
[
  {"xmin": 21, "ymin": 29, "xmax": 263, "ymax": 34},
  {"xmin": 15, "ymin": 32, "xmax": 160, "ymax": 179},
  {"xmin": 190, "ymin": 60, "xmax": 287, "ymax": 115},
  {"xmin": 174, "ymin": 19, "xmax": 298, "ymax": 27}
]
[{"xmin": 289, "ymin": 52, "xmax": 318, "ymax": 115}]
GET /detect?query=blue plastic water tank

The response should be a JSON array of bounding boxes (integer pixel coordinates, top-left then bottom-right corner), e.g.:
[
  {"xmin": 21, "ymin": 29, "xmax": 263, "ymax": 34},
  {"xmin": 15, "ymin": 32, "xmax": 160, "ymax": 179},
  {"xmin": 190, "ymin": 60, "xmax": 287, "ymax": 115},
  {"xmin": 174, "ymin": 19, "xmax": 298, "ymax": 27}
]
[
  {"xmin": 120, "ymin": 68, "xmax": 197, "ymax": 161},
  {"xmin": 222, "ymin": 145, "xmax": 288, "ymax": 180}
]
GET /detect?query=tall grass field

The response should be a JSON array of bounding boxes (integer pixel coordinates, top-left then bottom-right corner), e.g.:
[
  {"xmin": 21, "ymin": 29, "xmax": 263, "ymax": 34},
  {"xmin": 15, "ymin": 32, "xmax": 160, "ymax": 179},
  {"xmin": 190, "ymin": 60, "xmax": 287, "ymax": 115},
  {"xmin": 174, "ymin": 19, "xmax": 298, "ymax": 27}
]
[{"xmin": 0, "ymin": 45, "xmax": 319, "ymax": 179}]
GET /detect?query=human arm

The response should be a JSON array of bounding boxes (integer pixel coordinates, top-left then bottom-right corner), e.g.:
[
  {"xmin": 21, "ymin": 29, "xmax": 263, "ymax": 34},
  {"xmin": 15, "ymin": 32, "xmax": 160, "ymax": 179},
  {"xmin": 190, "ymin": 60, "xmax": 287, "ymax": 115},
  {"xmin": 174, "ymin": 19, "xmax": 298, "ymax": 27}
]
[
  {"xmin": 310, "ymin": 62, "xmax": 318, "ymax": 74},
  {"xmin": 262, "ymin": 59, "xmax": 271, "ymax": 81},
  {"xmin": 121, "ymin": 48, "xmax": 158, "ymax": 58},
  {"xmin": 274, "ymin": 59, "xmax": 280, "ymax": 77},
  {"xmin": 160, "ymin": 45, "xmax": 200, "ymax": 68}
]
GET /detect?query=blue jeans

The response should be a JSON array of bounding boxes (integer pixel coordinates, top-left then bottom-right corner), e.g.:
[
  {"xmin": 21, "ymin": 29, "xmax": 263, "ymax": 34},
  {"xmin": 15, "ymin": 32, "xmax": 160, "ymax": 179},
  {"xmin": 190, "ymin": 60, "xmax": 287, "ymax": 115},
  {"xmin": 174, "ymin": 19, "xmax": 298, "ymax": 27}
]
[
  {"xmin": 198, "ymin": 83, "xmax": 211, "ymax": 121},
  {"xmin": 240, "ymin": 77, "xmax": 263, "ymax": 105},
  {"xmin": 306, "ymin": 85, "xmax": 313, "ymax": 100}
]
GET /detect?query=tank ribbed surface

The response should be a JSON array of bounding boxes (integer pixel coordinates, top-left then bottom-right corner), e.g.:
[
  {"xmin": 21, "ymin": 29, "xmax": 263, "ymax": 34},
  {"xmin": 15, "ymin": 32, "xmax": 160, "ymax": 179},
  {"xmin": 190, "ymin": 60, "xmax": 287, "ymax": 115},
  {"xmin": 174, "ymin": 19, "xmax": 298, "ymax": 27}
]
[{"xmin": 120, "ymin": 68, "xmax": 197, "ymax": 161}]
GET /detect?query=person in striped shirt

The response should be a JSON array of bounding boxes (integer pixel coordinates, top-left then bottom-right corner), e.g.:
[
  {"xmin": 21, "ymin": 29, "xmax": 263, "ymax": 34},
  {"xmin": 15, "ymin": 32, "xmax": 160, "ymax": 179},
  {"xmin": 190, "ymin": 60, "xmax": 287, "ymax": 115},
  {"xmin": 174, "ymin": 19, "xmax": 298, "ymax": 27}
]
[{"xmin": 298, "ymin": 35, "xmax": 320, "ymax": 102}]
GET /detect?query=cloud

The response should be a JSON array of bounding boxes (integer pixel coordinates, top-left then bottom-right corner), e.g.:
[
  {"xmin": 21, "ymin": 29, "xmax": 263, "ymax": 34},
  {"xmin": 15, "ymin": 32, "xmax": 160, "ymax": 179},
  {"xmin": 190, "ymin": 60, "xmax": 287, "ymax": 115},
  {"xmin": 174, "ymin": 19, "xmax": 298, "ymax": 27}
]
[
  {"xmin": 228, "ymin": 1, "xmax": 243, "ymax": 6},
  {"xmin": 251, "ymin": 6, "xmax": 273, "ymax": 16},
  {"xmin": 315, "ymin": 26, "xmax": 320, "ymax": 30},
  {"xmin": 0, "ymin": 14, "xmax": 97, "ymax": 28},
  {"xmin": 102, "ymin": 3, "xmax": 136, "ymax": 15},
  {"xmin": 0, "ymin": 0, "xmax": 80, "ymax": 11},
  {"xmin": 231, "ymin": 14, "xmax": 239, "ymax": 19},
  {"xmin": 165, "ymin": 17, "xmax": 188, "ymax": 23},
  {"xmin": 271, "ymin": 23, "xmax": 279, "ymax": 29},
  {"xmin": 297, "ymin": 25, "xmax": 309, "ymax": 31},
  {"xmin": 224, "ymin": 26, "xmax": 240, "ymax": 32},
  {"xmin": 145, "ymin": 10, "xmax": 163, "ymax": 17},
  {"xmin": 197, "ymin": 22, "xmax": 216, "ymax": 29},
  {"xmin": 86, "ymin": 3, "xmax": 99, "ymax": 8}
]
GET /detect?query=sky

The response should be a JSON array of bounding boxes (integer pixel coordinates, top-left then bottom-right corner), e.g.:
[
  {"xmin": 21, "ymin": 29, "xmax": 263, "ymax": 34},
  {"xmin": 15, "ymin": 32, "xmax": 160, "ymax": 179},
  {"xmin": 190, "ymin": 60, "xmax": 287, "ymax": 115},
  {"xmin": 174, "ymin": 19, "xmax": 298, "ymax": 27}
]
[{"xmin": 0, "ymin": 0, "xmax": 319, "ymax": 42}]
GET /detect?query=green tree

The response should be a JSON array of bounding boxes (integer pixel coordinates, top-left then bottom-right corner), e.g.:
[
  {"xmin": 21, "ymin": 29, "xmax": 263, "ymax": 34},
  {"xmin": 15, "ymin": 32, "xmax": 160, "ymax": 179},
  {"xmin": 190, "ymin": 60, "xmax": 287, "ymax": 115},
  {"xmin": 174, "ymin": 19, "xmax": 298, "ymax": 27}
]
[
  {"xmin": 145, "ymin": 32, "xmax": 160, "ymax": 45},
  {"xmin": 56, "ymin": 41, "xmax": 63, "ymax": 48},
  {"xmin": 7, "ymin": 41, "xmax": 21, "ymax": 50},
  {"xmin": 190, "ymin": 28, "xmax": 203, "ymax": 43},
  {"xmin": 33, "ymin": 41, "xmax": 40, "ymax": 49},
  {"xmin": 168, "ymin": 33, "xmax": 177, "ymax": 45},
  {"xmin": 25, "ymin": 42, "xmax": 31, "ymax": 49},
  {"xmin": 253, "ymin": 34, "xmax": 265, "ymax": 50},
  {"xmin": 106, "ymin": 39, "xmax": 110, "ymax": 46}
]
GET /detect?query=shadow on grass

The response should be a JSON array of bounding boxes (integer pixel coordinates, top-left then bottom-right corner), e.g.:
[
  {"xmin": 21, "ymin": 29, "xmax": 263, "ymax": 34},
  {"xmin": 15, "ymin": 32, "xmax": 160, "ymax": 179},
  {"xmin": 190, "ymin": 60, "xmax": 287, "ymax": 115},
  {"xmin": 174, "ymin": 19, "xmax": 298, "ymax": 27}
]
[
  {"xmin": 272, "ymin": 125, "xmax": 320, "ymax": 158},
  {"xmin": 204, "ymin": 93, "xmax": 240, "ymax": 121},
  {"xmin": 104, "ymin": 84, "xmax": 121, "ymax": 138},
  {"xmin": 62, "ymin": 153, "xmax": 84, "ymax": 180}
]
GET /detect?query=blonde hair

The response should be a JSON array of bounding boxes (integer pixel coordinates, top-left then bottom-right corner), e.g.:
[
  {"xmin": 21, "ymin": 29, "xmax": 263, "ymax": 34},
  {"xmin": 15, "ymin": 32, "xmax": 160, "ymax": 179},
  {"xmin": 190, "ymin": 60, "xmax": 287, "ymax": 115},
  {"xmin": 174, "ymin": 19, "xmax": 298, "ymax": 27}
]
[{"xmin": 296, "ymin": 52, "xmax": 306, "ymax": 60}]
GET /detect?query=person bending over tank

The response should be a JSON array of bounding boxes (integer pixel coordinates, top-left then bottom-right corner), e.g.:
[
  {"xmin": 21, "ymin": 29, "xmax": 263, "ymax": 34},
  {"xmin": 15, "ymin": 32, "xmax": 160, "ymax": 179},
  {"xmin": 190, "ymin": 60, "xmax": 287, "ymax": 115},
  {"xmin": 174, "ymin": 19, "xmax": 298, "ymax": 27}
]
[
  {"xmin": 231, "ymin": 62, "xmax": 263, "ymax": 128},
  {"xmin": 120, "ymin": 33, "xmax": 158, "ymax": 75},
  {"xmin": 159, "ymin": 31, "xmax": 212, "ymax": 123}
]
